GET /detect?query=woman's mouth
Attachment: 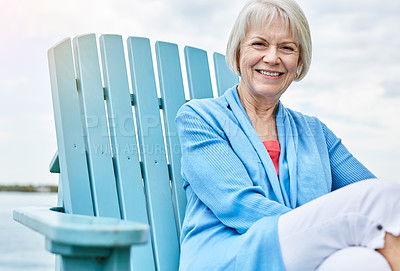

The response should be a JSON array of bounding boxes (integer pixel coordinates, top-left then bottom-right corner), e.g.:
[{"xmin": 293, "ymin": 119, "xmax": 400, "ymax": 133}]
[{"xmin": 256, "ymin": 70, "xmax": 283, "ymax": 77}]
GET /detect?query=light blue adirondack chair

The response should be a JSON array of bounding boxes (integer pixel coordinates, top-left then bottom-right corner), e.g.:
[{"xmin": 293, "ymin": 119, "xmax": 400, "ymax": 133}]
[{"xmin": 13, "ymin": 34, "xmax": 239, "ymax": 270}]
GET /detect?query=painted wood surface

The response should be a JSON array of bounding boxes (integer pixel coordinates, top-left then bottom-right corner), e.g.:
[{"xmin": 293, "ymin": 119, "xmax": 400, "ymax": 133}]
[{"xmin": 18, "ymin": 33, "xmax": 239, "ymax": 271}]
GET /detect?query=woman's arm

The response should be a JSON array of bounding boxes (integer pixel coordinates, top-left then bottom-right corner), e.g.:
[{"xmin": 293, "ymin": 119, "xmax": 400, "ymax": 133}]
[
  {"xmin": 177, "ymin": 110, "xmax": 291, "ymax": 234},
  {"xmin": 321, "ymin": 122, "xmax": 376, "ymax": 191}
]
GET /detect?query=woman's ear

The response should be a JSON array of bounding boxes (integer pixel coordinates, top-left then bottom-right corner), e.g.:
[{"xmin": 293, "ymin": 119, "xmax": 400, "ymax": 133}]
[{"xmin": 236, "ymin": 49, "xmax": 241, "ymax": 76}]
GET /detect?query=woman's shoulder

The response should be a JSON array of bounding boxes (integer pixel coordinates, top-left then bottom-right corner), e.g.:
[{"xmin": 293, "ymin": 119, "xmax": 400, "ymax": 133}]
[{"xmin": 283, "ymin": 106, "xmax": 335, "ymax": 140}]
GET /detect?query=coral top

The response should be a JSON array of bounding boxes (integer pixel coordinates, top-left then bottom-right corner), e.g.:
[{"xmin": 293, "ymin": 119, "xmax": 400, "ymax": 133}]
[{"xmin": 263, "ymin": 140, "xmax": 280, "ymax": 177}]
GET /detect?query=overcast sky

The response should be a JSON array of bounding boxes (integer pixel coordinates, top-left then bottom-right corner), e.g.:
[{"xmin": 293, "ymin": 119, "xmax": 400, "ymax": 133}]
[{"xmin": 0, "ymin": 0, "xmax": 399, "ymax": 185}]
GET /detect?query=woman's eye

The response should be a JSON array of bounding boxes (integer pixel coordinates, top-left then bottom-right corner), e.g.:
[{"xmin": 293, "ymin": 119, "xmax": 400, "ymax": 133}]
[
  {"xmin": 252, "ymin": 42, "xmax": 265, "ymax": 48},
  {"xmin": 282, "ymin": 46, "xmax": 294, "ymax": 51},
  {"xmin": 281, "ymin": 45, "xmax": 297, "ymax": 52}
]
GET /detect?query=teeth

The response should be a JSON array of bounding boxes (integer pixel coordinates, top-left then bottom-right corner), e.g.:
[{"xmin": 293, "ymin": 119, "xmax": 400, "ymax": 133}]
[{"xmin": 259, "ymin": 70, "xmax": 280, "ymax": 76}]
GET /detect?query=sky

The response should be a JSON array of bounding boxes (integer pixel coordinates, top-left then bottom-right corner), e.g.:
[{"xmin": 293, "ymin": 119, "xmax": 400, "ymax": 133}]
[{"xmin": 0, "ymin": 0, "xmax": 399, "ymax": 185}]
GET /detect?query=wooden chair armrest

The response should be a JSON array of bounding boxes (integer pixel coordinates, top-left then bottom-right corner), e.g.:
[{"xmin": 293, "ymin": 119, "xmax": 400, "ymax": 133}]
[{"xmin": 13, "ymin": 206, "xmax": 149, "ymax": 248}]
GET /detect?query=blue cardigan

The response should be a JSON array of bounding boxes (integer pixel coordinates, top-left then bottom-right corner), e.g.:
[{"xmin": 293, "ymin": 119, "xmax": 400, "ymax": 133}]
[{"xmin": 176, "ymin": 86, "xmax": 375, "ymax": 270}]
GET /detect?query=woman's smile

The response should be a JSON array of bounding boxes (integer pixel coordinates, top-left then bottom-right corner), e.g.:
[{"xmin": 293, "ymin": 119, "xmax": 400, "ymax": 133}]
[{"xmin": 256, "ymin": 69, "xmax": 284, "ymax": 78}]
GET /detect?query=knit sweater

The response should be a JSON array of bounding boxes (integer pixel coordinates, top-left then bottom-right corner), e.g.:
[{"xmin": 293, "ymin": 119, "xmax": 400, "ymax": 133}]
[{"xmin": 176, "ymin": 86, "xmax": 375, "ymax": 270}]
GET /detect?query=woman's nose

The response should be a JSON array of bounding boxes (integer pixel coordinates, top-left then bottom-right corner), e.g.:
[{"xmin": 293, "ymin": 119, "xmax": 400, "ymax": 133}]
[{"xmin": 262, "ymin": 47, "xmax": 279, "ymax": 65}]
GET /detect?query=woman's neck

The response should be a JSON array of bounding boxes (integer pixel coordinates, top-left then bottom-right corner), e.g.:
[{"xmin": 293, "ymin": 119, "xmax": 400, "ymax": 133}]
[{"xmin": 237, "ymin": 86, "xmax": 279, "ymax": 141}]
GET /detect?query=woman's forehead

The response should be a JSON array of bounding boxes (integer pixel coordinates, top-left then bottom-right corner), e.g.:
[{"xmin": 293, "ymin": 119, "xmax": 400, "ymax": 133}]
[
  {"xmin": 247, "ymin": 21, "xmax": 294, "ymax": 39},
  {"xmin": 246, "ymin": 15, "xmax": 298, "ymax": 44}
]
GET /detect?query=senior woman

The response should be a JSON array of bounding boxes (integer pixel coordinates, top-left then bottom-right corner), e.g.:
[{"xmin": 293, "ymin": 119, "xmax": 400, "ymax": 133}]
[{"xmin": 176, "ymin": 0, "xmax": 400, "ymax": 270}]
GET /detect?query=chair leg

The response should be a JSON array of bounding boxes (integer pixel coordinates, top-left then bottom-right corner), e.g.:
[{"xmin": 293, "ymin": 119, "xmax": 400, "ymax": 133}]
[
  {"xmin": 46, "ymin": 239, "xmax": 132, "ymax": 271},
  {"xmin": 55, "ymin": 255, "xmax": 62, "ymax": 271},
  {"xmin": 58, "ymin": 248, "xmax": 131, "ymax": 271},
  {"xmin": 103, "ymin": 248, "xmax": 131, "ymax": 270}
]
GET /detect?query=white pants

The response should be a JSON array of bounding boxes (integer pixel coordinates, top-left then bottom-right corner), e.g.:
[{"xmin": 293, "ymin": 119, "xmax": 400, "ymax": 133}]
[{"xmin": 278, "ymin": 179, "xmax": 400, "ymax": 271}]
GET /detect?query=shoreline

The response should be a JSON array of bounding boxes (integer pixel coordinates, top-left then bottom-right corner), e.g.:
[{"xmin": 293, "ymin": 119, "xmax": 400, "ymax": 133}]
[{"xmin": 0, "ymin": 185, "xmax": 58, "ymax": 193}]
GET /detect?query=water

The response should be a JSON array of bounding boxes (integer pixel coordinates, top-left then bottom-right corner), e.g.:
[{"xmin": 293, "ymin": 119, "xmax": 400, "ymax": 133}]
[{"xmin": 0, "ymin": 192, "xmax": 57, "ymax": 271}]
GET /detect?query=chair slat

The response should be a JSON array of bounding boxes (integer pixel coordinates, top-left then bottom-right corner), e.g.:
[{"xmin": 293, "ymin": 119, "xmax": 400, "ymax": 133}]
[
  {"xmin": 48, "ymin": 38, "xmax": 94, "ymax": 215},
  {"xmin": 213, "ymin": 52, "xmax": 239, "ymax": 96},
  {"xmin": 127, "ymin": 37, "xmax": 180, "ymax": 271},
  {"xmin": 184, "ymin": 46, "xmax": 213, "ymax": 99},
  {"xmin": 155, "ymin": 41, "xmax": 187, "ymax": 234},
  {"xmin": 72, "ymin": 34, "xmax": 120, "ymax": 218},
  {"xmin": 99, "ymin": 34, "xmax": 156, "ymax": 271}
]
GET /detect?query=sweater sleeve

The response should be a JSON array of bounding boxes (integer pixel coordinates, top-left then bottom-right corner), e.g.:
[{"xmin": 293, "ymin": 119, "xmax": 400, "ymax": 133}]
[
  {"xmin": 321, "ymin": 122, "xmax": 376, "ymax": 190},
  {"xmin": 177, "ymin": 110, "xmax": 291, "ymax": 234}
]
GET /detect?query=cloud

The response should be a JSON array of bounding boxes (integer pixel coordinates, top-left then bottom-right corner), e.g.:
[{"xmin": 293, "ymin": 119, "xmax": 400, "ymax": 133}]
[
  {"xmin": 291, "ymin": 0, "xmax": 400, "ymax": 121},
  {"xmin": 283, "ymin": 0, "xmax": 400, "ymax": 182},
  {"xmin": 382, "ymin": 80, "xmax": 400, "ymax": 97}
]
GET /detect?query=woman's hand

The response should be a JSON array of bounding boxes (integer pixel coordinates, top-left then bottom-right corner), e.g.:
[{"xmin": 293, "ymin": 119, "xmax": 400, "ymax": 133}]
[{"xmin": 377, "ymin": 233, "xmax": 400, "ymax": 271}]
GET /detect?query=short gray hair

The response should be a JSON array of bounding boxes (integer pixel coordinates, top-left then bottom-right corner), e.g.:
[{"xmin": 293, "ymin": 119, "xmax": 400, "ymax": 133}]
[{"xmin": 226, "ymin": 0, "xmax": 312, "ymax": 81}]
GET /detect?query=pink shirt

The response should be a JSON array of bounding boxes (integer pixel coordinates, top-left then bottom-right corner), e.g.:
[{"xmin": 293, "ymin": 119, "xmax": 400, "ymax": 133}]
[{"xmin": 262, "ymin": 140, "xmax": 280, "ymax": 177}]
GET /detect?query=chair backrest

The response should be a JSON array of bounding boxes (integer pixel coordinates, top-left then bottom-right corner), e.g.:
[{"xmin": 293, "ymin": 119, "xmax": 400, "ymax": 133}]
[{"xmin": 48, "ymin": 34, "xmax": 239, "ymax": 271}]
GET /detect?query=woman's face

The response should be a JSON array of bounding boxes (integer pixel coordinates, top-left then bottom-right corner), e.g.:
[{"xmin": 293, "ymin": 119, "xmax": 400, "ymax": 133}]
[{"xmin": 238, "ymin": 19, "xmax": 300, "ymax": 105}]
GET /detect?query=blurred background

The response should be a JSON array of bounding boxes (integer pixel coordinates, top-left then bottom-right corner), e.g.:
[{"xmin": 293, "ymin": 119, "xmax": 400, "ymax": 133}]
[
  {"xmin": 0, "ymin": 0, "xmax": 399, "ymax": 269},
  {"xmin": 1, "ymin": 0, "xmax": 399, "ymax": 187}
]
